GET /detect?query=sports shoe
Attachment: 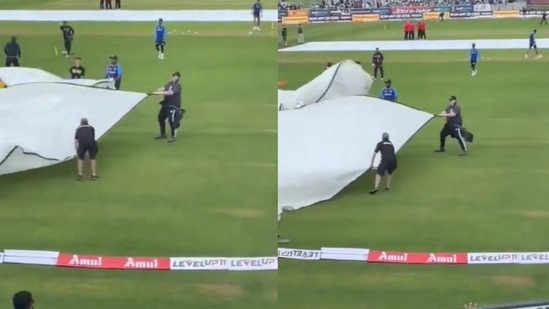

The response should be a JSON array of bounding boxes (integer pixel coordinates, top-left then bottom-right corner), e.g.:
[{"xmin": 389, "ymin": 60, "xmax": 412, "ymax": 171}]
[
  {"xmin": 167, "ymin": 137, "xmax": 176, "ymax": 143},
  {"xmin": 369, "ymin": 188, "xmax": 379, "ymax": 195},
  {"xmin": 278, "ymin": 238, "xmax": 290, "ymax": 244},
  {"xmin": 76, "ymin": 175, "xmax": 83, "ymax": 181},
  {"xmin": 91, "ymin": 174, "xmax": 100, "ymax": 180},
  {"xmin": 459, "ymin": 152, "xmax": 467, "ymax": 156},
  {"xmin": 154, "ymin": 134, "xmax": 167, "ymax": 139}
]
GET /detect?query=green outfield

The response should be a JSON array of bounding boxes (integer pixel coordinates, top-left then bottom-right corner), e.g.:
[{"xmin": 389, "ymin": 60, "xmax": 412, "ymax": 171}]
[
  {"xmin": 0, "ymin": 0, "xmax": 276, "ymax": 10},
  {"xmin": 0, "ymin": 19, "xmax": 276, "ymax": 309},
  {"xmin": 278, "ymin": 19, "xmax": 549, "ymax": 309}
]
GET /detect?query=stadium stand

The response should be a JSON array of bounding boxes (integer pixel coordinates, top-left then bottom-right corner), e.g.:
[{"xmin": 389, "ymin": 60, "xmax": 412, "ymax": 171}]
[
  {"xmin": 278, "ymin": 0, "xmax": 522, "ymax": 9},
  {"xmin": 526, "ymin": 0, "xmax": 549, "ymax": 10}
]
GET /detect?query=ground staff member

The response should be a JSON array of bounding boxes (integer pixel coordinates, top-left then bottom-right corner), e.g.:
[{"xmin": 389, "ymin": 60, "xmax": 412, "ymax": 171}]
[
  {"xmin": 149, "ymin": 72, "xmax": 184, "ymax": 143},
  {"xmin": 59, "ymin": 21, "xmax": 75, "ymax": 56},
  {"xmin": 434, "ymin": 95, "xmax": 468, "ymax": 156},
  {"xmin": 281, "ymin": 25, "xmax": 288, "ymax": 47},
  {"xmin": 105, "ymin": 55, "xmax": 123, "ymax": 90},
  {"xmin": 74, "ymin": 118, "xmax": 99, "ymax": 180},
  {"xmin": 369, "ymin": 132, "xmax": 397, "ymax": 194},
  {"xmin": 69, "ymin": 57, "xmax": 85, "ymax": 79},
  {"xmin": 4, "ymin": 36, "xmax": 21, "ymax": 67},
  {"xmin": 371, "ymin": 47, "xmax": 384, "ymax": 80}
]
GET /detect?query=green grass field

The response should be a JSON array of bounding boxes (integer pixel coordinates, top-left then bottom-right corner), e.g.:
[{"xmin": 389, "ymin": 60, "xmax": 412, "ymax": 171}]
[
  {"xmin": 279, "ymin": 19, "xmax": 549, "ymax": 309},
  {"xmin": 0, "ymin": 0, "xmax": 276, "ymax": 10},
  {"xmin": 0, "ymin": 18, "xmax": 276, "ymax": 309}
]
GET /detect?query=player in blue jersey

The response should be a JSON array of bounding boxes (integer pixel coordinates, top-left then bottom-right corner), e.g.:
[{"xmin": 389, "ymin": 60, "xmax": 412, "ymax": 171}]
[
  {"xmin": 469, "ymin": 43, "xmax": 479, "ymax": 77},
  {"xmin": 251, "ymin": 0, "xmax": 263, "ymax": 31},
  {"xmin": 525, "ymin": 29, "xmax": 542, "ymax": 59},
  {"xmin": 105, "ymin": 55, "xmax": 123, "ymax": 90},
  {"xmin": 155, "ymin": 18, "xmax": 167, "ymax": 60},
  {"xmin": 379, "ymin": 79, "xmax": 398, "ymax": 102}
]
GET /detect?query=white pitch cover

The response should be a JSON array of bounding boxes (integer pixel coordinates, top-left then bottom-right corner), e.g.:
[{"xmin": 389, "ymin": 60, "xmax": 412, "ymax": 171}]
[
  {"xmin": 278, "ymin": 60, "xmax": 372, "ymax": 110},
  {"xmin": 278, "ymin": 96, "xmax": 434, "ymax": 213},
  {"xmin": 0, "ymin": 83, "xmax": 146, "ymax": 175},
  {"xmin": 0, "ymin": 67, "xmax": 114, "ymax": 89}
]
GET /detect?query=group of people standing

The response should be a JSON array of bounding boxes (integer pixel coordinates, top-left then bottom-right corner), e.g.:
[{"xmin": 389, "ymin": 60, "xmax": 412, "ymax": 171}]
[
  {"xmin": 99, "ymin": 0, "xmax": 121, "ymax": 9},
  {"xmin": 404, "ymin": 20, "xmax": 427, "ymax": 40}
]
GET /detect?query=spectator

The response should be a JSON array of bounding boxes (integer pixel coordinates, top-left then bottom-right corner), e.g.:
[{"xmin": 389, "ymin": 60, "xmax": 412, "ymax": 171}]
[{"xmin": 12, "ymin": 291, "xmax": 34, "ymax": 309}]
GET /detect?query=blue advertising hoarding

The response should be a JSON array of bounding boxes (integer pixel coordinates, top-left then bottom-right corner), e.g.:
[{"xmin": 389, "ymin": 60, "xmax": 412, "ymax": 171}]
[
  {"xmin": 449, "ymin": 11, "xmax": 493, "ymax": 18},
  {"xmin": 379, "ymin": 12, "xmax": 423, "ymax": 20},
  {"xmin": 452, "ymin": 5, "xmax": 474, "ymax": 13},
  {"xmin": 432, "ymin": 6, "xmax": 451, "ymax": 12},
  {"xmin": 309, "ymin": 9, "xmax": 330, "ymax": 17},
  {"xmin": 309, "ymin": 9, "xmax": 352, "ymax": 23},
  {"xmin": 351, "ymin": 8, "xmax": 391, "ymax": 15}
]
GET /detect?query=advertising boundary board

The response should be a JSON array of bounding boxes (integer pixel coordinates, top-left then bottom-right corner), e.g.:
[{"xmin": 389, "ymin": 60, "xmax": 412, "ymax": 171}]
[
  {"xmin": 280, "ymin": 9, "xmax": 541, "ymax": 24},
  {"xmin": 2, "ymin": 247, "xmax": 549, "ymax": 271}
]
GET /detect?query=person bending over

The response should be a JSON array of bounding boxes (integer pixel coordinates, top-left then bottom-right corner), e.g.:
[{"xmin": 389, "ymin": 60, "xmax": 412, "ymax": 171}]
[
  {"xmin": 369, "ymin": 132, "xmax": 397, "ymax": 194},
  {"xmin": 74, "ymin": 118, "xmax": 99, "ymax": 180}
]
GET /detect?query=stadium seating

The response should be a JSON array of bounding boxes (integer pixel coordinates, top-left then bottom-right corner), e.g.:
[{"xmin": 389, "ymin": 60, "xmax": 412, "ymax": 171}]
[
  {"xmin": 278, "ymin": 0, "xmax": 514, "ymax": 9},
  {"xmin": 526, "ymin": 0, "xmax": 549, "ymax": 10}
]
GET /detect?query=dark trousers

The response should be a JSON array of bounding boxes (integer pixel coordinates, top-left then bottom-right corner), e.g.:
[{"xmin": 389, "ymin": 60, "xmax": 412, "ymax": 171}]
[
  {"xmin": 114, "ymin": 78, "xmax": 122, "ymax": 90},
  {"xmin": 440, "ymin": 123, "xmax": 467, "ymax": 152},
  {"xmin": 106, "ymin": 0, "xmax": 112, "ymax": 9},
  {"xmin": 541, "ymin": 17, "xmax": 547, "ymax": 25},
  {"xmin": 168, "ymin": 106, "xmax": 184, "ymax": 137},
  {"xmin": 5, "ymin": 57, "xmax": 19, "ymax": 67},
  {"xmin": 418, "ymin": 30, "xmax": 426, "ymax": 39},
  {"xmin": 115, "ymin": 0, "xmax": 121, "ymax": 8},
  {"xmin": 158, "ymin": 105, "xmax": 184, "ymax": 137},
  {"xmin": 404, "ymin": 31, "xmax": 414, "ymax": 40},
  {"xmin": 377, "ymin": 159, "xmax": 397, "ymax": 176},
  {"xmin": 100, "ymin": 0, "xmax": 104, "ymax": 8},
  {"xmin": 158, "ymin": 105, "xmax": 168, "ymax": 135},
  {"xmin": 64, "ymin": 40, "xmax": 72, "ymax": 54},
  {"xmin": 77, "ymin": 142, "xmax": 99, "ymax": 160},
  {"xmin": 373, "ymin": 64, "xmax": 384, "ymax": 79},
  {"xmin": 155, "ymin": 42, "xmax": 165, "ymax": 53}
]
